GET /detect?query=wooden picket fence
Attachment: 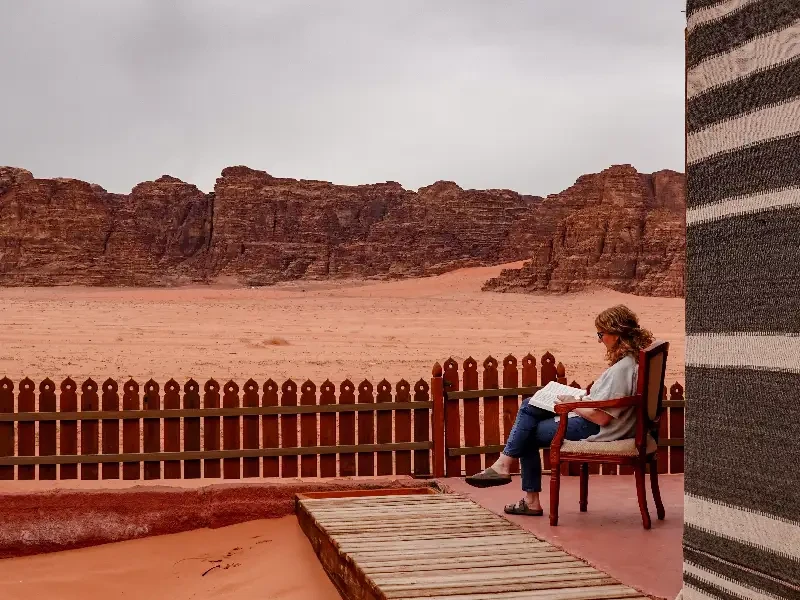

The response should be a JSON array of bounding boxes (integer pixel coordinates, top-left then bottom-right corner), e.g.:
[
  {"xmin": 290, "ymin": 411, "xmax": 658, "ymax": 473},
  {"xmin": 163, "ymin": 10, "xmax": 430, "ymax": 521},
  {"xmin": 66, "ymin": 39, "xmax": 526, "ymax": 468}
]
[
  {"xmin": 0, "ymin": 352, "xmax": 684, "ymax": 481},
  {"xmin": 432, "ymin": 352, "xmax": 685, "ymax": 478}
]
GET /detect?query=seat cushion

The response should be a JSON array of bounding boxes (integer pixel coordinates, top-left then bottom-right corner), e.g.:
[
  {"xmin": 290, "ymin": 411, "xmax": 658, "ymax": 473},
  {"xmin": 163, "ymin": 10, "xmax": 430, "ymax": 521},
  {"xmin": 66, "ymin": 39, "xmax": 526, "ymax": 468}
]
[{"xmin": 560, "ymin": 434, "xmax": 658, "ymax": 456}]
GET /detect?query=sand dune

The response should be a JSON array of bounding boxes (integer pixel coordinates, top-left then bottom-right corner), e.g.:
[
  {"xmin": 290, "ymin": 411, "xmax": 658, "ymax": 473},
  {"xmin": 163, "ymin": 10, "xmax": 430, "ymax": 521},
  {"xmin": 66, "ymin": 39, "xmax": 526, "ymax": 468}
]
[{"xmin": 0, "ymin": 263, "xmax": 684, "ymax": 389}]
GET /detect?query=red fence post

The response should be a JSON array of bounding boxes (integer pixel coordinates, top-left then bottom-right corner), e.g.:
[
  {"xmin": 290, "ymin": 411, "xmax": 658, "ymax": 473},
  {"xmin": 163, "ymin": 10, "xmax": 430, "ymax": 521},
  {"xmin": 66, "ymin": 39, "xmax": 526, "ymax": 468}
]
[
  {"xmin": 357, "ymin": 380, "xmax": 375, "ymax": 477},
  {"xmin": 414, "ymin": 380, "xmax": 434, "ymax": 477},
  {"xmin": 483, "ymin": 357, "xmax": 500, "ymax": 469},
  {"xmin": 262, "ymin": 379, "xmax": 280, "ymax": 477},
  {"xmin": 502, "ymin": 355, "xmax": 520, "ymax": 474},
  {"xmin": 670, "ymin": 383, "xmax": 685, "ymax": 474},
  {"xmin": 183, "ymin": 379, "xmax": 201, "ymax": 479},
  {"xmin": 242, "ymin": 379, "xmax": 260, "ymax": 478},
  {"xmin": 394, "ymin": 380, "xmax": 412, "ymax": 476},
  {"xmin": 223, "ymin": 380, "xmax": 241, "ymax": 479},
  {"xmin": 80, "ymin": 379, "xmax": 100, "ymax": 480},
  {"xmin": 122, "ymin": 379, "xmax": 141, "ymax": 480},
  {"xmin": 101, "ymin": 379, "xmax": 120, "ymax": 480},
  {"xmin": 319, "ymin": 380, "xmax": 337, "ymax": 478},
  {"xmin": 60, "ymin": 378, "xmax": 78, "ymax": 480},
  {"xmin": 462, "ymin": 357, "xmax": 480, "ymax": 476},
  {"xmin": 430, "ymin": 364, "xmax": 444, "ymax": 478},
  {"xmin": 300, "ymin": 380, "xmax": 318, "ymax": 478},
  {"xmin": 163, "ymin": 379, "xmax": 181, "ymax": 479},
  {"xmin": 203, "ymin": 379, "xmax": 221, "ymax": 478},
  {"xmin": 443, "ymin": 358, "xmax": 460, "ymax": 477},
  {"xmin": 376, "ymin": 379, "xmax": 393, "ymax": 476},
  {"xmin": 280, "ymin": 380, "xmax": 299, "ymax": 478},
  {"xmin": 541, "ymin": 352, "xmax": 557, "ymax": 385},
  {"xmin": 143, "ymin": 379, "xmax": 161, "ymax": 480},
  {"xmin": 17, "ymin": 378, "xmax": 35, "ymax": 480},
  {"xmin": 338, "ymin": 380, "xmax": 356, "ymax": 477},
  {"xmin": 0, "ymin": 378, "xmax": 14, "ymax": 480},
  {"xmin": 39, "ymin": 379, "xmax": 58, "ymax": 481}
]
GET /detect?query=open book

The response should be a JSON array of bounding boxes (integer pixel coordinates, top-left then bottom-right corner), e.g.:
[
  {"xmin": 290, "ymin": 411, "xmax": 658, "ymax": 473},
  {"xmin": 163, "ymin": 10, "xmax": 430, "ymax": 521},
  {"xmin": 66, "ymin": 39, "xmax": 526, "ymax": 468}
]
[{"xmin": 529, "ymin": 381, "xmax": 588, "ymax": 418}]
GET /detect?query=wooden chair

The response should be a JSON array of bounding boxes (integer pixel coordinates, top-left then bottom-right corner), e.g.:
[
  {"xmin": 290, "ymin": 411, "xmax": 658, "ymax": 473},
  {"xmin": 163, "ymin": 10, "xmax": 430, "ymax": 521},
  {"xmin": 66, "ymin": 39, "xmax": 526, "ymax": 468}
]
[{"xmin": 550, "ymin": 340, "xmax": 669, "ymax": 529}]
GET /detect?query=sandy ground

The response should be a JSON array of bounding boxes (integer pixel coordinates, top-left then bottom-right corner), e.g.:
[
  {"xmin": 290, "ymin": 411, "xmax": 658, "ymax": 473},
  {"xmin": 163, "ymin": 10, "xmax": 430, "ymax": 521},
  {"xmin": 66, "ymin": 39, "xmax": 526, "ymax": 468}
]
[
  {"xmin": 0, "ymin": 515, "xmax": 340, "ymax": 600},
  {"xmin": 0, "ymin": 263, "xmax": 685, "ymax": 389}
]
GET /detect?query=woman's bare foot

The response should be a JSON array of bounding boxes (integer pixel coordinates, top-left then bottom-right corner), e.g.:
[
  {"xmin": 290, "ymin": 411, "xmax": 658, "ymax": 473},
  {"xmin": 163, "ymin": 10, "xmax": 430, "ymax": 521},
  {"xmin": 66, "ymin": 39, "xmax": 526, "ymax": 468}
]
[{"xmin": 488, "ymin": 454, "xmax": 514, "ymax": 476}]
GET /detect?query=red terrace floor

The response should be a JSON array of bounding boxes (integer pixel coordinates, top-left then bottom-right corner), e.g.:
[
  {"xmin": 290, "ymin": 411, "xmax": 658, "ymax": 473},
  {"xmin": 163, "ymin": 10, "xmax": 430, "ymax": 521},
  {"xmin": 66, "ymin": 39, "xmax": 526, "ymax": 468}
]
[{"xmin": 443, "ymin": 474, "xmax": 684, "ymax": 600}]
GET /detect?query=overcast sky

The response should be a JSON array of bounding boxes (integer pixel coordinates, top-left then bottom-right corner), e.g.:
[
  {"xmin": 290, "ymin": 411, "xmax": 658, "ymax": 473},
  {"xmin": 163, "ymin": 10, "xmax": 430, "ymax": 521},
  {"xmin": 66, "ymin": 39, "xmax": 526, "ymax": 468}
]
[{"xmin": 0, "ymin": 1, "xmax": 685, "ymax": 195}]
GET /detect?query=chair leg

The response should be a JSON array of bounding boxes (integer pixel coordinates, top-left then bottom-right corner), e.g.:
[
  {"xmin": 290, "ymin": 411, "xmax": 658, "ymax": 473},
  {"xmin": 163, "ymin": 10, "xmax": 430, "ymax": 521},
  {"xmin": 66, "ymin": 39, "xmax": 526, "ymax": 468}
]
[
  {"xmin": 550, "ymin": 462, "xmax": 561, "ymax": 526},
  {"xmin": 579, "ymin": 463, "xmax": 589, "ymax": 512},
  {"xmin": 650, "ymin": 456, "xmax": 666, "ymax": 520},
  {"xmin": 634, "ymin": 462, "xmax": 651, "ymax": 530}
]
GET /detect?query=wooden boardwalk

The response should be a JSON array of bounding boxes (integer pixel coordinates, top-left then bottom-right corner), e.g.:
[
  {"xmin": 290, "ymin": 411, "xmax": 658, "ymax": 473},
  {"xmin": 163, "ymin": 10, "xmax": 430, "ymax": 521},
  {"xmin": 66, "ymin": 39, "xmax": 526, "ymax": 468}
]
[{"xmin": 296, "ymin": 490, "xmax": 650, "ymax": 600}]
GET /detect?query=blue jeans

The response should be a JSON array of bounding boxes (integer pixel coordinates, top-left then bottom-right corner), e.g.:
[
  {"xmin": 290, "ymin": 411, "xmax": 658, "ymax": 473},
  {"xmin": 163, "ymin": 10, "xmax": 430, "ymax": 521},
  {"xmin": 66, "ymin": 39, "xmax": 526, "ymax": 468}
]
[{"xmin": 503, "ymin": 398, "xmax": 600, "ymax": 492}]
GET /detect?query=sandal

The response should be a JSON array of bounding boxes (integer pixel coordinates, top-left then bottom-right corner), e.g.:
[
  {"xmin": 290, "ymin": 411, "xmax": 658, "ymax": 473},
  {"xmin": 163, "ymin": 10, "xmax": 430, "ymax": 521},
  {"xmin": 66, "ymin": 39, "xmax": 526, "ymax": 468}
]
[
  {"xmin": 504, "ymin": 499, "xmax": 544, "ymax": 516},
  {"xmin": 464, "ymin": 467, "xmax": 512, "ymax": 488}
]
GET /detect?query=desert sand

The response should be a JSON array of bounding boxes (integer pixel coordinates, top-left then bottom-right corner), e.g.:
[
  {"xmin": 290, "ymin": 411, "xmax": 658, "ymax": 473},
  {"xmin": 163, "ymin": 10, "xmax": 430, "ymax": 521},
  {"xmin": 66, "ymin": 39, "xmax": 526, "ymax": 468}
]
[
  {"xmin": 0, "ymin": 515, "xmax": 340, "ymax": 600},
  {"xmin": 0, "ymin": 262, "xmax": 684, "ymax": 389}
]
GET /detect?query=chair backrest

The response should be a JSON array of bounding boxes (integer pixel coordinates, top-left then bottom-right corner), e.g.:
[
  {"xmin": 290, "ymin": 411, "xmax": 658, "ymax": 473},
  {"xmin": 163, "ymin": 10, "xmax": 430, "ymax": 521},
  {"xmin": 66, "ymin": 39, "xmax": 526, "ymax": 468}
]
[{"xmin": 636, "ymin": 341, "xmax": 669, "ymax": 429}]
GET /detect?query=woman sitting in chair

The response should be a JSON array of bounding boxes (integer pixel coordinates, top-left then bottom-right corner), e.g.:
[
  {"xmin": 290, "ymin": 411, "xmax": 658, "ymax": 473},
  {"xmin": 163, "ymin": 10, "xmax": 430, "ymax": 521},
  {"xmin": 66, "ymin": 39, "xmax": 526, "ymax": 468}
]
[{"xmin": 465, "ymin": 304, "xmax": 653, "ymax": 516}]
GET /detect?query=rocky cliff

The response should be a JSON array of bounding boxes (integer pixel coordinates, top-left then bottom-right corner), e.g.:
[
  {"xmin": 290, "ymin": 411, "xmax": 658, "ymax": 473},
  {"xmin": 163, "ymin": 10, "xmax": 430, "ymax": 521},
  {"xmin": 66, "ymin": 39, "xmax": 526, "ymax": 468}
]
[
  {"xmin": 0, "ymin": 164, "xmax": 684, "ymax": 295},
  {"xmin": 483, "ymin": 165, "xmax": 685, "ymax": 296}
]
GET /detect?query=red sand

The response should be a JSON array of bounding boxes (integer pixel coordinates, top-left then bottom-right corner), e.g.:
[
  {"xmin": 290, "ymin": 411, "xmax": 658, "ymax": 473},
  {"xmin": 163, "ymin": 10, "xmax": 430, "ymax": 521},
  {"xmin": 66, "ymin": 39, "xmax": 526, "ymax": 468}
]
[
  {"xmin": 0, "ymin": 263, "xmax": 685, "ymax": 388},
  {"xmin": 0, "ymin": 515, "xmax": 341, "ymax": 600}
]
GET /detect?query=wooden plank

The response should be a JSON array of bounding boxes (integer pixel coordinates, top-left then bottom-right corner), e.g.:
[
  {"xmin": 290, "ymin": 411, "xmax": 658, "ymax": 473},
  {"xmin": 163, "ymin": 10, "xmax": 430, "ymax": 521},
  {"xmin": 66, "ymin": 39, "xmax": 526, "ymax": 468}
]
[
  {"xmin": 300, "ymin": 381, "xmax": 318, "ymax": 478},
  {"xmin": 319, "ymin": 381, "xmax": 337, "ymax": 478},
  {"xmin": 0, "ymin": 378, "xmax": 12, "ymax": 480},
  {"xmin": 183, "ymin": 380, "xmax": 201, "ymax": 479},
  {"xmin": 376, "ymin": 380, "xmax": 393, "ymax": 476},
  {"xmin": 163, "ymin": 379, "xmax": 181, "ymax": 479},
  {"xmin": 142, "ymin": 380, "xmax": 160, "ymax": 480},
  {"xmin": 122, "ymin": 379, "xmax": 141, "ymax": 480},
  {"xmin": 222, "ymin": 381, "xmax": 241, "ymax": 479},
  {"xmin": 502, "ymin": 355, "xmax": 520, "ymax": 475},
  {"xmin": 298, "ymin": 491, "xmax": 648, "ymax": 600},
  {"xmin": 413, "ymin": 379, "xmax": 431, "ymax": 476},
  {"xmin": 262, "ymin": 379, "xmax": 279, "ymax": 477},
  {"xmin": 242, "ymin": 379, "xmax": 260, "ymax": 478},
  {"xmin": 38, "ymin": 379, "xmax": 58, "ymax": 480},
  {"xmin": 462, "ymin": 358, "xmax": 481, "ymax": 476},
  {"xmin": 204, "ymin": 379, "xmax": 221, "ymax": 478},
  {"xmin": 482, "ymin": 357, "xmax": 501, "ymax": 470},
  {"xmin": 0, "ymin": 401, "xmax": 434, "ymax": 422},
  {"xmin": 0, "ymin": 442, "xmax": 432, "ymax": 466},
  {"xmin": 339, "ymin": 380, "xmax": 356, "ymax": 477},
  {"xmin": 394, "ymin": 380, "xmax": 412, "ymax": 475},
  {"xmin": 443, "ymin": 359, "xmax": 461, "ymax": 477},
  {"xmin": 101, "ymin": 379, "xmax": 121, "ymax": 480},
  {"xmin": 445, "ymin": 386, "xmax": 540, "ymax": 400},
  {"xmin": 60, "ymin": 378, "xmax": 78, "ymax": 480},
  {"xmin": 357, "ymin": 380, "xmax": 375, "ymax": 476},
  {"xmin": 17, "ymin": 378, "xmax": 36, "ymax": 480}
]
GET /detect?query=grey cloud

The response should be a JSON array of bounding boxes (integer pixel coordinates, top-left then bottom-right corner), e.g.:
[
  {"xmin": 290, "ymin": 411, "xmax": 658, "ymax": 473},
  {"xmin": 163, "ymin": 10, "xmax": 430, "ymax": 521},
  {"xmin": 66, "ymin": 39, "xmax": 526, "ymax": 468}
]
[{"xmin": 0, "ymin": 0, "xmax": 685, "ymax": 194}]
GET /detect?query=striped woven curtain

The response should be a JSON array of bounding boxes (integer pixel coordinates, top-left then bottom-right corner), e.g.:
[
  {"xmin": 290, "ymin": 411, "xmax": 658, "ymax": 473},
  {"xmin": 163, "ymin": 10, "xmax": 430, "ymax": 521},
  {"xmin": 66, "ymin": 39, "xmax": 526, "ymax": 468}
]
[{"xmin": 684, "ymin": 1, "xmax": 800, "ymax": 599}]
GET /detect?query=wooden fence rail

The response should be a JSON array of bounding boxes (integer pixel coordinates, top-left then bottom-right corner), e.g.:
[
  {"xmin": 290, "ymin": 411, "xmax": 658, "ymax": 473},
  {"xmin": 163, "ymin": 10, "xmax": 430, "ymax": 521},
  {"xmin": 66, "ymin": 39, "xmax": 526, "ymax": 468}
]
[
  {"xmin": 0, "ymin": 352, "xmax": 685, "ymax": 481},
  {"xmin": 432, "ymin": 352, "xmax": 685, "ymax": 477},
  {"xmin": 0, "ymin": 377, "xmax": 433, "ymax": 480}
]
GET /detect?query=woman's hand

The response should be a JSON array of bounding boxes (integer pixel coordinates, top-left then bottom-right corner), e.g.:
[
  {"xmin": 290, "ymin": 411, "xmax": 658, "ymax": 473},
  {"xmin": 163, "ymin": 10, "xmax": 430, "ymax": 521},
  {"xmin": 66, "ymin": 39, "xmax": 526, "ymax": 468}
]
[{"xmin": 555, "ymin": 395, "xmax": 577, "ymax": 404}]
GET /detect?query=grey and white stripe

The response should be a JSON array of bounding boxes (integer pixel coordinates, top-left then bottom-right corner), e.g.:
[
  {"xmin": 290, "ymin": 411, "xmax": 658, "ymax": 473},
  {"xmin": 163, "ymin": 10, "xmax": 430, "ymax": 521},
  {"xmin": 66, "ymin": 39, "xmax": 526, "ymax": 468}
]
[{"xmin": 684, "ymin": 1, "xmax": 800, "ymax": 599}]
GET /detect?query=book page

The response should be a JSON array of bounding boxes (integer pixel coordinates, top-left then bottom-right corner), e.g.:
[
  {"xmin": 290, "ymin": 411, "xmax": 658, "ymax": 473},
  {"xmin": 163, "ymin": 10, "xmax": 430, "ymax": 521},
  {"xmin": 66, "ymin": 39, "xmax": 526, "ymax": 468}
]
[{"xmin": 528, "ymin": 381, "xmax": 586, "ymax": 417}]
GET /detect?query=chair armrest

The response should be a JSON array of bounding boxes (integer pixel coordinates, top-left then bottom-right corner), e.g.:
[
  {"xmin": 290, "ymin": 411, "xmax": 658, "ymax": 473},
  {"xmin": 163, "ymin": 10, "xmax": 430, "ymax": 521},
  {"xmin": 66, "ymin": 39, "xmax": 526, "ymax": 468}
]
[{"xmin": 553, "ymin": 395, "xmax": 640, "ymax": 415}]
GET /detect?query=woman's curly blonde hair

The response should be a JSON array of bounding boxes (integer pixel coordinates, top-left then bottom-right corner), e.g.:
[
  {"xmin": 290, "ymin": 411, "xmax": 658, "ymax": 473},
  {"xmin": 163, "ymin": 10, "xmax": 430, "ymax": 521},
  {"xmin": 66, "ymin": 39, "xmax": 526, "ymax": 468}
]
[{"xmin": 595, "ymin": 304, "xmax": 654, "ymax": 365}]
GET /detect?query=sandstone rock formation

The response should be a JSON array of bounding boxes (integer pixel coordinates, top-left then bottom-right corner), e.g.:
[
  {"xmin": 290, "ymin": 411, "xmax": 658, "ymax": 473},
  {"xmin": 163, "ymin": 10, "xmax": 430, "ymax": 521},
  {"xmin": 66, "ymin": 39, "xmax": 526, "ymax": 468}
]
[
  {"xmin": 483, "ymin": 165, "xmax": 685, "ymax": 297},
  {"xmin": 0, "ymin": 164, "xmax": 684, "ymax": 296}
]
